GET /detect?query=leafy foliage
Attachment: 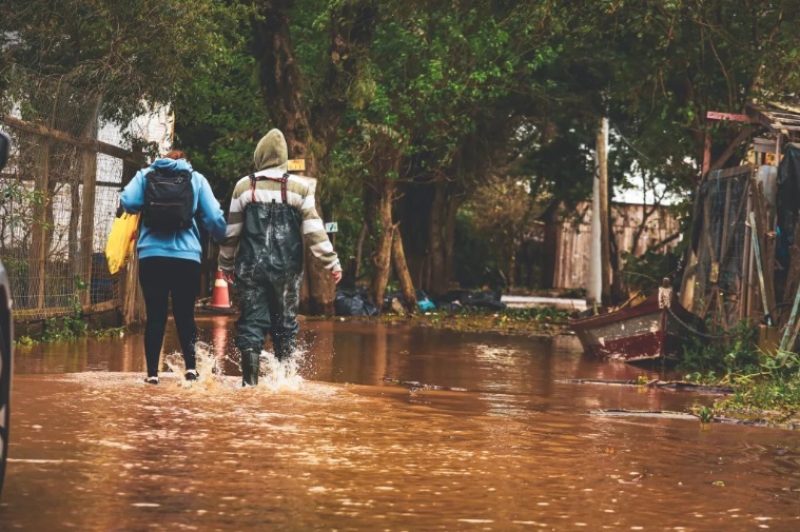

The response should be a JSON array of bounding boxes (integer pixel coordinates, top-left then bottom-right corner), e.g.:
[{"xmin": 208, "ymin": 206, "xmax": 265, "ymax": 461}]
[
  {"xmin": 171, "ymin": 2, "xmax": 266, "ymax": 193},
  {"xmin": 681, "ymin": 322, "xmax": 760, "ymax": 381},
  {"xmin": 1, "ymin": 0, "xmax": 237, "ymax": 124}
]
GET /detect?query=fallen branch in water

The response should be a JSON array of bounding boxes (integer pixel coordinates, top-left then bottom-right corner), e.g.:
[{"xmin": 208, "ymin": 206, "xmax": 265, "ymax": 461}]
[
  {"xmin": 589, "ymin": 409, "xmax": 697, "ymax": 420},
  {"xmin": 561, "ymin": 378, "xmax": 733, "ymax": 395},
  {"xmin": 589, "ymin": 409, "xmax": 800, "ymax": 429},
  {"xmin": 382, "ymin": 377, "xmax": 468, "ymax": 393}
]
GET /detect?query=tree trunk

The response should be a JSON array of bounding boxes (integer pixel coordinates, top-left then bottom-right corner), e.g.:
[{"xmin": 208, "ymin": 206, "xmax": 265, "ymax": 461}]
[
  {"xmin": 371, "ymin": 179, "xmax": 395, "ymax": 311},
  {"xmin": 253, "ymin": 3, "xmax": 332, "ymax": 313},
  {"xmin": 392, "ymin": 226, "xmax": 417, "ymax": 313},
  {"xmin": 253, "ymin": 3, "xmax": 317, "ymax": 172},
  {"xmin": 360, "ymin": 179, "xmax": 379, "ymax": 277},
  {"xmin": 541, "ymin": 203, "xmax": 559, "ymax": 288},
  {"xmin": 302, "ymin": 194, "xmax": 336, "ymax": 315},
  {"xmin": 354, "ymin": 223, "xmax": 368, "ymax": 279},
  {"xmin": 507, "ymin": 241, "xmax": 517, "ymax": 290},
  {"xmin": 395, "ymin": 180, "xmax": 432, "ymax": 290},
  {"xmin": 427, "ymin": 181, "xmax": 448, "ymax": 297},
  {"xmin": 311, "ymin": 0, "xmax": 378, "ymax": 153},
  {"xmin": 422, "ymin": 181, "xmax": 464, "ymax": 296},
  {"xmin": 253, "ymin": 2, "xmax": 376, "ymax": 314},
  {"xmin": 443, "ymin": 191, "xmax": 461, "ymax": 289}
]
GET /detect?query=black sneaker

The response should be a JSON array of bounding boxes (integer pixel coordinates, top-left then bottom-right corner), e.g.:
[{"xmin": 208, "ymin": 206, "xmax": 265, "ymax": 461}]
[
  {"xmin": 144, "ymin": 376, "xmax": 159, "ymax": 385},
  {"xmin": 184, "ymin": 369, "xmax": 199, "ymax": 382}
]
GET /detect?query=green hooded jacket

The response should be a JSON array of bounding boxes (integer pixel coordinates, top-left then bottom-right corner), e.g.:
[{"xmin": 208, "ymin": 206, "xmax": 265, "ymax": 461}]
[{"xmin": 218, "ymin": 129, "xmax": 342, "ymax": 273}]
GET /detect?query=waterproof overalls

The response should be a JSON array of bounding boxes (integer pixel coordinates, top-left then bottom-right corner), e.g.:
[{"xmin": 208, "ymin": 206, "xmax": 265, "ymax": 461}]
[{"xmin": 235, "ymin": 174, "xmax": 304, "ymax": 385}]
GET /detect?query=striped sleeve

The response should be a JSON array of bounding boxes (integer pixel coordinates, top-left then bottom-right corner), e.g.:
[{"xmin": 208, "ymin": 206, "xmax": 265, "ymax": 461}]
[
  {"xmin": 301, "ymin": 191, "xmax": 342, "ymax": 272},
  {"xmin": 218, "ymin": 178, "xmax": 249, "ymax": 271}
]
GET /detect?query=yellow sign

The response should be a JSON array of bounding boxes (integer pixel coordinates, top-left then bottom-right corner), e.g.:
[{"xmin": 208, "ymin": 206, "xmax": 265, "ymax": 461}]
[{"xmin": 288, "ymin": 159, "xmax": 306, "ymax": 172}]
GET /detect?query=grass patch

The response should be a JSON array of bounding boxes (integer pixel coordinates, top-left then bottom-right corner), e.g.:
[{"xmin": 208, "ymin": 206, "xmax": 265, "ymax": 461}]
[
  {"xmin": 679, "ymin": 323, "xmax": 800, "ymax": 426},
  {"xmin": 376, "ymin": 307, "xmax": 571, "ymax": 336},
  {"xmin": 16, "ymin": 317, "xmax": 125, "ymax": 346},
  {"xmin": 719, "ymin": 375, "xmax": 800, "ymax": 421}
]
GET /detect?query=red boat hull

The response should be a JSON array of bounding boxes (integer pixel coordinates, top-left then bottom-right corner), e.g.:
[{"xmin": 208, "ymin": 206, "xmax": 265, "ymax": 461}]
[{"xmin": 570, "ymin": 294, "xmax": 694, "ymax": 363}]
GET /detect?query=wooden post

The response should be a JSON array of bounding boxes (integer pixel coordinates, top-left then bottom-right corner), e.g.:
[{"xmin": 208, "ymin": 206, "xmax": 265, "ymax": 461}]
[
  {"xmin": 749, "ymin": 211, "xmax": 772, "ymax": 324},
  {"xmin": 781, "ymin": 273, "xmax": 800, "ymax": 351},
  {"xmin": 122, "ymin": 250, "xmax": 146, "ymax": 326},
  {"xmin": 780, "ymin": 219, "xmax": 800, "ymax": 328},
  {"xmin": 752, "ymin": 181, "xmax": 776, "ymax": 321},
  {"xmin": 120, "ymin": 146, "xmax": 145, "ymax": 324},
  {"xmin": 744, "ymin": 191, "xmax": 756, "ymax": 320},
  {"xmin": 68, "ymin": 172, "xmax": 81, "ymax": 288},
  {"xmin": 29, "ymin": 139, "xmax": 51, "ymax": 310},
  {"xmin": 78, "ymin": 98, "xmax": 101, "ymax": 307}
]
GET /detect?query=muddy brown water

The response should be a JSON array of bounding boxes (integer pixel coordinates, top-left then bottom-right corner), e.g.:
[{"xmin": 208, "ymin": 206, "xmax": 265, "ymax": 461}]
[{"xmin": 1, "ymin": 317, "xmax": 799, "ymax": 531}]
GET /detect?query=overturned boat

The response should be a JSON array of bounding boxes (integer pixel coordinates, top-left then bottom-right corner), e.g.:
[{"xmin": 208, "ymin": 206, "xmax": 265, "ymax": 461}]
[{"xmin": 570, "ymin": 283, "xmax": 700, "ymax": 363}]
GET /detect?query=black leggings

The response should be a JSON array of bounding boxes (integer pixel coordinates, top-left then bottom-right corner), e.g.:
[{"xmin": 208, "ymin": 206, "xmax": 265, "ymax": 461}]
[{"xmin": 138, "ymin": 257, "xmax": 201, "ymax": 377}]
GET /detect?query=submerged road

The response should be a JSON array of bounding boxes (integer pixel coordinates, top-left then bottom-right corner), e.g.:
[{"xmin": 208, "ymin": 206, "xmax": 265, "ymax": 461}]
[{"xmin": 1, "ymin": 317, "xmax": 798, "ymax": 530}]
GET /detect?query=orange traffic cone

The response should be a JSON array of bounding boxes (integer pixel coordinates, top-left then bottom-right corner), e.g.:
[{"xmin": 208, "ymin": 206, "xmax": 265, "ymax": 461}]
[{"xmin": 209, "ymin": 270, "xmax": 231, "ymax": 310}]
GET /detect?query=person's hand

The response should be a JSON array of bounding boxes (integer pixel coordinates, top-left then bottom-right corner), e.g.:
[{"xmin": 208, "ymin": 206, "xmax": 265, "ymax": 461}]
[
  {"xmin": 221, "ymin": 269, "xmax": 235, "ymax": 285},
  {"xmin": 332, "ymin": 269, "xmax": 343, "ymax": 285}
]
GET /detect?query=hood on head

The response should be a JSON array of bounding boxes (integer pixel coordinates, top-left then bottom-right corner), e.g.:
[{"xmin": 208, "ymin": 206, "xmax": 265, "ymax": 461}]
[
  {"xmin": 151, "ymin": 157, "xmax": 192, "ymax": 173},
  {"xmin": 254, "ymin": 129, "xmax": 288, "ymax": 172}
]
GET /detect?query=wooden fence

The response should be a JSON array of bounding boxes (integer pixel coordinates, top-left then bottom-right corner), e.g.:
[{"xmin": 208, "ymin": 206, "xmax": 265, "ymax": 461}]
[
  {"xmin": 0, "ymin": 114, "xmax": 146, "ymax": 325},
  {"xmin": 551, "ymin": 201, "xmax": 681, "ymax": 290}
]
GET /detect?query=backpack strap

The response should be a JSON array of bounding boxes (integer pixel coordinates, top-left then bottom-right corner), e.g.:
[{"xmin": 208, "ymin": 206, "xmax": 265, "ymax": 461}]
[
  {"xmin": 280, "ymin": 173, "xmax": 289, "ymax": 204},
  {"xmin": 249, "ymin": 174, "xmax": 257, "ymax": 203},
  {"xmin": 248, "ymin": 173, "xmax": 290, "ymax": 204}
]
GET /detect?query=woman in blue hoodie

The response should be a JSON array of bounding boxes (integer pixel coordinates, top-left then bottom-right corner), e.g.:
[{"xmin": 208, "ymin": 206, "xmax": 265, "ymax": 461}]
[{"xmin": 121, "ymin": 150, "xmax": 227, "ymax": 384}]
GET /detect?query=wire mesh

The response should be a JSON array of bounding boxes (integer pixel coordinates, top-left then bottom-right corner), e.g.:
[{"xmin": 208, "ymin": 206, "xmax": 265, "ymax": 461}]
[{"xmin": 0, "ymin": 71, "xmax": 133, "ymax": 320}]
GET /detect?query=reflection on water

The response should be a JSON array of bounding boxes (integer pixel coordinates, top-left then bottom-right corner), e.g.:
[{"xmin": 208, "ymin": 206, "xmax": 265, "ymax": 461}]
[{"xmin": 2, "ymin": 319, "xmax": 799, "ymax": 530}]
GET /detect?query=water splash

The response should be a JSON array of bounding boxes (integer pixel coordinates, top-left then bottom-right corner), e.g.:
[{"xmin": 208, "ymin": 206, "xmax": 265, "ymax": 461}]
[
  {"xmin": 257, "ymin": 349, "xmax": 305, "ymax": 392},
  {"xmin": 162, "ymin": 341, "xmax": 305, "ymax": 392},
  {"xmin": 163, "ymin": 341, "xmax": 222, "ymax": 390}
]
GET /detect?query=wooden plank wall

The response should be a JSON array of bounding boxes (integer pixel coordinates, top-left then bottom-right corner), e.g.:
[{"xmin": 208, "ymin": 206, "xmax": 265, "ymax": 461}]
[{"xmin": 552, "ymin": 202, "xmax": 681, "ymax": 290}]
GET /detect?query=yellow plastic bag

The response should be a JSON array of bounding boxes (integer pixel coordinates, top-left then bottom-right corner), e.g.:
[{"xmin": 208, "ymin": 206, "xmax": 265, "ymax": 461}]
[{"xmin": 105, "ymin": 211, "xmax": 140, "ymax": 275}]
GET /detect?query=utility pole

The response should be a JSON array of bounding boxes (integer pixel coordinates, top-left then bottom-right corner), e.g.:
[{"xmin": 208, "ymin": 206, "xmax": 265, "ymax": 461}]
[
  {"xmin": 588, "ymin": 116, "xmax": 611, "ymax": 308},
  {"xmin": 598, "ymin": 117, "xmax": 612, "ymax": 305}
]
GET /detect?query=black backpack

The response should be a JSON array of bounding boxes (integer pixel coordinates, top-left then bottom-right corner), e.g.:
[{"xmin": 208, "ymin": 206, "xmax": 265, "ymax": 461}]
[{"xmin": 142, "ymin": 168, "xmax": 195, "ymax": 231}]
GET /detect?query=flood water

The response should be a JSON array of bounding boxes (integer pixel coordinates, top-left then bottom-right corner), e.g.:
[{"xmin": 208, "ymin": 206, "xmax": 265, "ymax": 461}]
[{"xmin": 1, "ymin": 317, "xmax": 799, "ymax": 530}]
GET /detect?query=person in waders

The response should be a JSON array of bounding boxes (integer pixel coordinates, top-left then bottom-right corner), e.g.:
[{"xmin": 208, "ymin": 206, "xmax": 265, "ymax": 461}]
[
  {"xmin": 219, "ymin": 129, "xmax": 342, "ymax": 386},
  {"xmin": 121, "ymin": 150, "xmax": 227, "ymax": 384}
]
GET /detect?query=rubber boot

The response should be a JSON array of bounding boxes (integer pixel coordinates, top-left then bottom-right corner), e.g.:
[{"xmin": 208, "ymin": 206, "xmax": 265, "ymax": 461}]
[
  {"xmin": 282, "ymin": 336, "xmax": 297, "ymax": 362},
  {"xmin": 273, "ymin": 336, "xmax": 286, "ymax": 362},
  {"xmin": 273, "ymin": 334, "xmax": 297, "ymax": 362},
  {"xmin": 241, "ymin": 350, "xmax": 261, "ymax": 386}
]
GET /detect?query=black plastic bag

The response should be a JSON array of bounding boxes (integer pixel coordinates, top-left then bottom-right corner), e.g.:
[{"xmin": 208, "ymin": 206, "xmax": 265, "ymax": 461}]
[{"xmin": 335, "ymin": 290, "xmax": 379, "ymax": 317}]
